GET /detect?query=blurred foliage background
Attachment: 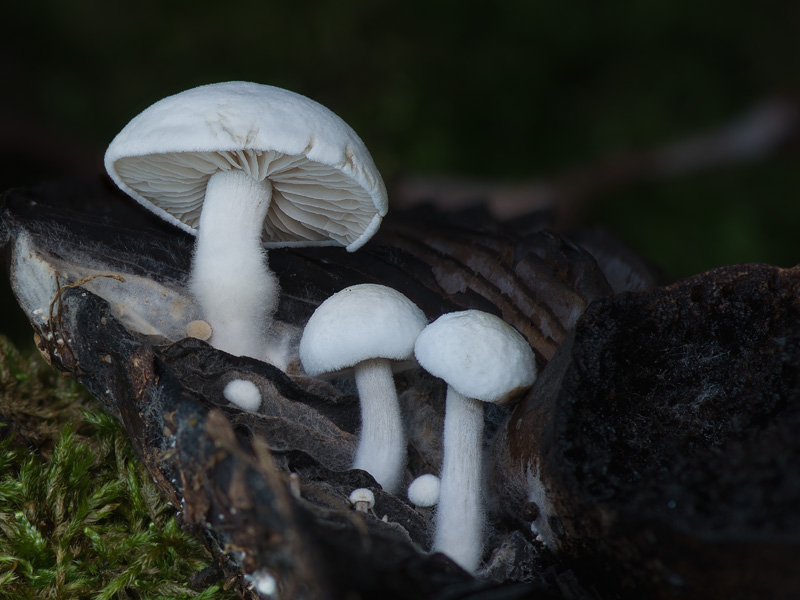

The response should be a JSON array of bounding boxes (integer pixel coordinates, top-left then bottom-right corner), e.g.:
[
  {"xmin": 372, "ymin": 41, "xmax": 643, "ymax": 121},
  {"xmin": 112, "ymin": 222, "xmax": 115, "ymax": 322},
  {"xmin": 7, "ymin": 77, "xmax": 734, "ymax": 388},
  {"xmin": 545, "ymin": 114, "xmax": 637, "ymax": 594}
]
[{"xmin": 2, "ymin": 0, "xmax": 799, "ymax": 347}]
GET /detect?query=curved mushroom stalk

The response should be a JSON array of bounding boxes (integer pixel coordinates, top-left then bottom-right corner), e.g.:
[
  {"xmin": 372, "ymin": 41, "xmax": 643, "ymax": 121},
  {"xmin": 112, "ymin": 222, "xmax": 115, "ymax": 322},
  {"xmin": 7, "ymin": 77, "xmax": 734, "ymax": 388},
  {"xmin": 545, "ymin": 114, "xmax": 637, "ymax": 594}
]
[
  {"xmin": 433, "ymin": 386, "xmax": 485, "ymax": 572},
  {"xmin": 352, "ymin": 357, "xmax": 406, "ymax": 494},
  {"xmin": 190, "ymin": 169, "xmax": 279, "ymax": 360}
]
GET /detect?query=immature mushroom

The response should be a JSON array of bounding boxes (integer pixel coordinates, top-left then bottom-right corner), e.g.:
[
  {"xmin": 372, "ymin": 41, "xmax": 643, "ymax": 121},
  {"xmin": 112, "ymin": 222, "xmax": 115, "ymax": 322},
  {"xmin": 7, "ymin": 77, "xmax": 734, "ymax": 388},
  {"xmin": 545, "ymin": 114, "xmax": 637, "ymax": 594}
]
[
  {"xmin": 299, "ymin": 284, "xmax": 427, "ymax": 494},
  {"xmin": 223, "ymin": 379, "xmax": 262, "ymax": 412},
  {"xmin": 414, "ymin": 310, "xmax": 536, "ymax": 573},
  {"xmin": 407, "ymin": 474, "xmax": 440, "ymax": 508},
  {"xmin": 105, "ymin": 81, "xmax": 387, "ymax": 364},
  {"xmin": 348, "ymin": 488, "xmax": 375, "ymax": 513}
]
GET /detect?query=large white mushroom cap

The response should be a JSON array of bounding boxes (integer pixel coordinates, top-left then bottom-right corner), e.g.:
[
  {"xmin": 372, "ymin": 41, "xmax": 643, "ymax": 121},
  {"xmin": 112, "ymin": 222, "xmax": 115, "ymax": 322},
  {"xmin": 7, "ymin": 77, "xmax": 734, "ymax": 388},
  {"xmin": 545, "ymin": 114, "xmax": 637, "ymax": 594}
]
[
  {"xmin": 104, "ymin": 81, "xmax": 388, "ymax": 251},
  {"xmin": 299, "ymin": 283, "xmax": 427, "ymax": 377},
  {"xmin": 414, "ymin": 310, "xmax": 537, "ymax": 404}
]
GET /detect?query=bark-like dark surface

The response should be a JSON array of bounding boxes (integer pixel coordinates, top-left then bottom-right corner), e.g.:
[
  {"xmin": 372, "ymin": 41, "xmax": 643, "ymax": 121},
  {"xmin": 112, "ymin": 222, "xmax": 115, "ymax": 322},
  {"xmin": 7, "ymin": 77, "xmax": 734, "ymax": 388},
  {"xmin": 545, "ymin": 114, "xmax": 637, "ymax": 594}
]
[
  {"xmin": 496, "ymin": 263, "xmax": 800, "ymax": 599},
  {"xmin": 8, "ymin": 176, "xmax": 798, "ymax": 599},
  {"xmin": 1, "ymin": 177, "xmax": 620, "ymax": 599}
]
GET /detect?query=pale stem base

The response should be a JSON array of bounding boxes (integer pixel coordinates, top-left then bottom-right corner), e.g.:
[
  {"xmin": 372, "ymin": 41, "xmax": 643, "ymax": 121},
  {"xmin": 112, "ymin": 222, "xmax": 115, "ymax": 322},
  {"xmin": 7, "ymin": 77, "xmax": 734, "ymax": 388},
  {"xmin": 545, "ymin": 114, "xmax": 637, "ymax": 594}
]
[
  {"xmin": 190, "ymin": 169, "xmax": 279, "ymax": 360},
  {"xmin": 352, "ymin": 358, "xmax": 406, "ymax": 494},
  {"xmin": 433, "ymin": 387, "xmax": 485, "ymax": 573}
]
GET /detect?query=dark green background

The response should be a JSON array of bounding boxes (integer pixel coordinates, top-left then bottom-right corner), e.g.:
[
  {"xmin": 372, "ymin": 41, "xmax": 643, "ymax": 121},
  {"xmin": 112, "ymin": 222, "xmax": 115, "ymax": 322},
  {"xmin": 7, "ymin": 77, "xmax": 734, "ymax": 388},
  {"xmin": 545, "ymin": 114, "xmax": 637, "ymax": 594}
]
[{"xmin": 2, "ymin": 0, "xmax": 799, "ymax": 345}]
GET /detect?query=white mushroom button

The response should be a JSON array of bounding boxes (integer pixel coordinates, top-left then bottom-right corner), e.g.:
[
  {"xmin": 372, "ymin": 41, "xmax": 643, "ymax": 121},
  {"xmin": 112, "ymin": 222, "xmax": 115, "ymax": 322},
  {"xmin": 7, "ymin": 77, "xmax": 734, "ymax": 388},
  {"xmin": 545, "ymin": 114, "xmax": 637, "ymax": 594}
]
[
  {"xmin": 105, "ymin": 82, "xmax": 388, "ymax": 363},
  {"xmin": 407, "ymin": 474, "xmax": 440, "ymax": 508},
  {"xmin": 414, "ymin": 310, "xmax": 536, "ymax": 573},
  {"xmin": 223, "ymin": 379, "xmax": 262, "ymax": 412},
  {"xmin": 299, "ymin": 283, "xmax": 427, "ymax": 494},
  {"xmin": 348, "ymin": 488, "xmax": 375, "ymax": 513}
]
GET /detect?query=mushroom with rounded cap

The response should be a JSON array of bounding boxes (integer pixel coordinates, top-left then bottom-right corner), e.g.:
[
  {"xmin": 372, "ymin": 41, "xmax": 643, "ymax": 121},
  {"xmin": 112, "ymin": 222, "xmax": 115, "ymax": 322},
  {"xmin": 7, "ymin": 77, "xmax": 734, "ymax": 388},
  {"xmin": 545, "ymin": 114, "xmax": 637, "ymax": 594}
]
[
  {"xmin": 105, "ymin": 81, "xmax": 387, "ymax": 365},
  {"xmin": 348, "ymin": 488, "xmax": 375, "ymax": 513},
  {"xmin": 414, "ymin": 309, "xmax": 536, "ymax": 573},
  {"xmin": 299, "ymin": 283, "xmax": 427, "ymax": 494}
]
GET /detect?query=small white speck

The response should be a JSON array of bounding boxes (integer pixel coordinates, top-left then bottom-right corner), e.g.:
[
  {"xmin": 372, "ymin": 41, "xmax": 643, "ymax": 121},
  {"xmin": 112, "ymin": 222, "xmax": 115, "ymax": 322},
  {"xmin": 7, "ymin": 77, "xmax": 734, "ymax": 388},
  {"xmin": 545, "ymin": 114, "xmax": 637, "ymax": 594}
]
[{"xmin": 245, "ymin": 570, "xmax": 277, "ymax": 597}]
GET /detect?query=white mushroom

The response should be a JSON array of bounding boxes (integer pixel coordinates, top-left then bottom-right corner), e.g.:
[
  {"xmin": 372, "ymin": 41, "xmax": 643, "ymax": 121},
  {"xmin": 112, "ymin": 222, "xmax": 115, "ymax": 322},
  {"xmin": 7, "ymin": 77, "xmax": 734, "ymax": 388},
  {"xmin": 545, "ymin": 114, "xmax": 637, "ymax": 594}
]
[
  {"xmin": 407, "ymin": 474, "xmax": 440, "ymax": 508},
  {"xmin": 348, "ymin": 488, "xmax": 375, "ymax": 513},
  {"xmin": 299, "ymin": 284, "xmax": 427, "ymax": 494},
  {"xmin": 223, "ymin": 379, "xmax": 262, "ymax": 412},
  {"xmin": 105, "ymin": 82, "xmax": 387, "ymax": 364},
  {"xmin": 414, "ymin": 310, "xmax": 536, "ymax": 573}
]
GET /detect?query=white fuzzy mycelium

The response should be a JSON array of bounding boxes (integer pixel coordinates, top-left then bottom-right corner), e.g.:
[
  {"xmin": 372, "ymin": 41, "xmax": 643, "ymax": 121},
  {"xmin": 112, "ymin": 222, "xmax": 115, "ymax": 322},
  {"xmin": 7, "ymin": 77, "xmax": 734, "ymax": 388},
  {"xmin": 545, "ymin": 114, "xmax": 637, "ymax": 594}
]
[
  {"xmin": 414, "ymin": 310, "xmax": 536, "ymax": 573},
  {"xmin": 299, "ymin": 284, "xmax": 427, "ymax": 494},
  {"xmin": 105, "ymin": 81, "xmax": 387, "ymax": 364}
]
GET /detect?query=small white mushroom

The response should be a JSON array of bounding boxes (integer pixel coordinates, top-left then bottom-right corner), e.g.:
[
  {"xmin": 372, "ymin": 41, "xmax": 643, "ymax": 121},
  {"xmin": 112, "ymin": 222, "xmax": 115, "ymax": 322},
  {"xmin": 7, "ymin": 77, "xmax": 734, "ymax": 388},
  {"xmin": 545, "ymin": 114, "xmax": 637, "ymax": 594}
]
[
  {"xmin": 105, "ymin": 82, "xmax": 387, "ymax": 363},
  {"xmin": 299, "ymin": 284, "xmax": 427, "ymax": 493},
  {"xmin": 414, "ymin": 310, "xmax": 536, "ymax": 573},
  {"xmin": 223, "ymin": 379, "xmax": 262, "ymax": 412},
  {"xmin": 407, "ymin": 474, "xmax": 440, "ymax": 508},
  {"xmin": 349, "ymin": 488, "xmax": 375, "ymax": 513}
]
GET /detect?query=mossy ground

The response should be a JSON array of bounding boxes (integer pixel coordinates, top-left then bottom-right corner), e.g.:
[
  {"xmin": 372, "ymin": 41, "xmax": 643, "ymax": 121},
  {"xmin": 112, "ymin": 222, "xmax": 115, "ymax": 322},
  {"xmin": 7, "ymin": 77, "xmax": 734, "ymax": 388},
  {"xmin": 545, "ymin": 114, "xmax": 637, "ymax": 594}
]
[{"xmin": 0, "ymin": 336, "xmax": 239, "ymax": 600}]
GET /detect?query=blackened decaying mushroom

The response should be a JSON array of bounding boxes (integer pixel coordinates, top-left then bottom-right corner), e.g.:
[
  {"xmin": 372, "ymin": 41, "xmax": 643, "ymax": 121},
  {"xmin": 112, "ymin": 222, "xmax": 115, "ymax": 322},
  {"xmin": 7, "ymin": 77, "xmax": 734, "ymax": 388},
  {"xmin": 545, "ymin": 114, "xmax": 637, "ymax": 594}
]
[
  {"xmin": 105, "ymin": 81, "xmax": 388, "ymax": 367},
  {"xmin": 1, "ymin": 177, "xmax": 616, "ymax": 599}
]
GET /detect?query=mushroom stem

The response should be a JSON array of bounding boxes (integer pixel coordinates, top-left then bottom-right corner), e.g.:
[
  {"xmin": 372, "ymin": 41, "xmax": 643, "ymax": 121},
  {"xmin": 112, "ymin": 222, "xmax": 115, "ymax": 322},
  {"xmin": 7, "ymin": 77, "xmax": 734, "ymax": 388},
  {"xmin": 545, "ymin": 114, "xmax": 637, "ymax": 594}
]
[
  {"xmin": 352, "ymin": 357, "xmax": 406, "ymax": 493},
  {"xmin": 433, "ymin": 386, "xmax": 485, "ymax": 573},
  {"xmin": 190, "ymin": 169, "xmax": 278, "ymax": 360}
]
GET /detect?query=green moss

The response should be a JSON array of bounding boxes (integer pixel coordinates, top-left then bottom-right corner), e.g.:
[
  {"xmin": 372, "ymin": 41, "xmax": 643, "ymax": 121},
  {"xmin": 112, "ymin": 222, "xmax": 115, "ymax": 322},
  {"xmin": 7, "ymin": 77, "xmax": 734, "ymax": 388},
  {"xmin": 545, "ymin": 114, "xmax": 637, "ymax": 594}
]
[{"xmin": 0, "ymin": 337, "xmax": 238, "ymax": 600}]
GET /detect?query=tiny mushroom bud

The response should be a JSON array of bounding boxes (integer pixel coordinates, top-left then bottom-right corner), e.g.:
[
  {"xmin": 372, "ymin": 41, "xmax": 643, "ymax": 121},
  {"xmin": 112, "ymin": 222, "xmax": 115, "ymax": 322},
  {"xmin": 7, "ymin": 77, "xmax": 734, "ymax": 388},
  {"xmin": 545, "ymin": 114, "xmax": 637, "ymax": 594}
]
[
  {"xmin": 223, "ymin": 379, "xmax": 262, "ymax": 412},
  {"xmin": 414, "ymin": 310, "xmax": 536, "ymax": 573},
  {"xmin": 186, "ymin": 319, "xmax": 212, "ymax": 341},
  {"xmin": 105, "ymin": 81, "xmax": 387, "ymax": 364},
  {"xmin": 407, "ymin": 474, "xmax": 440, "ymax": 508},
  {"xmin": 349, "ymin": 488, "xmax": 375, "ymax": 513},
  {"xmin": 299, "ymin": 283, "xmax": 427, "ymax": 494}
]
